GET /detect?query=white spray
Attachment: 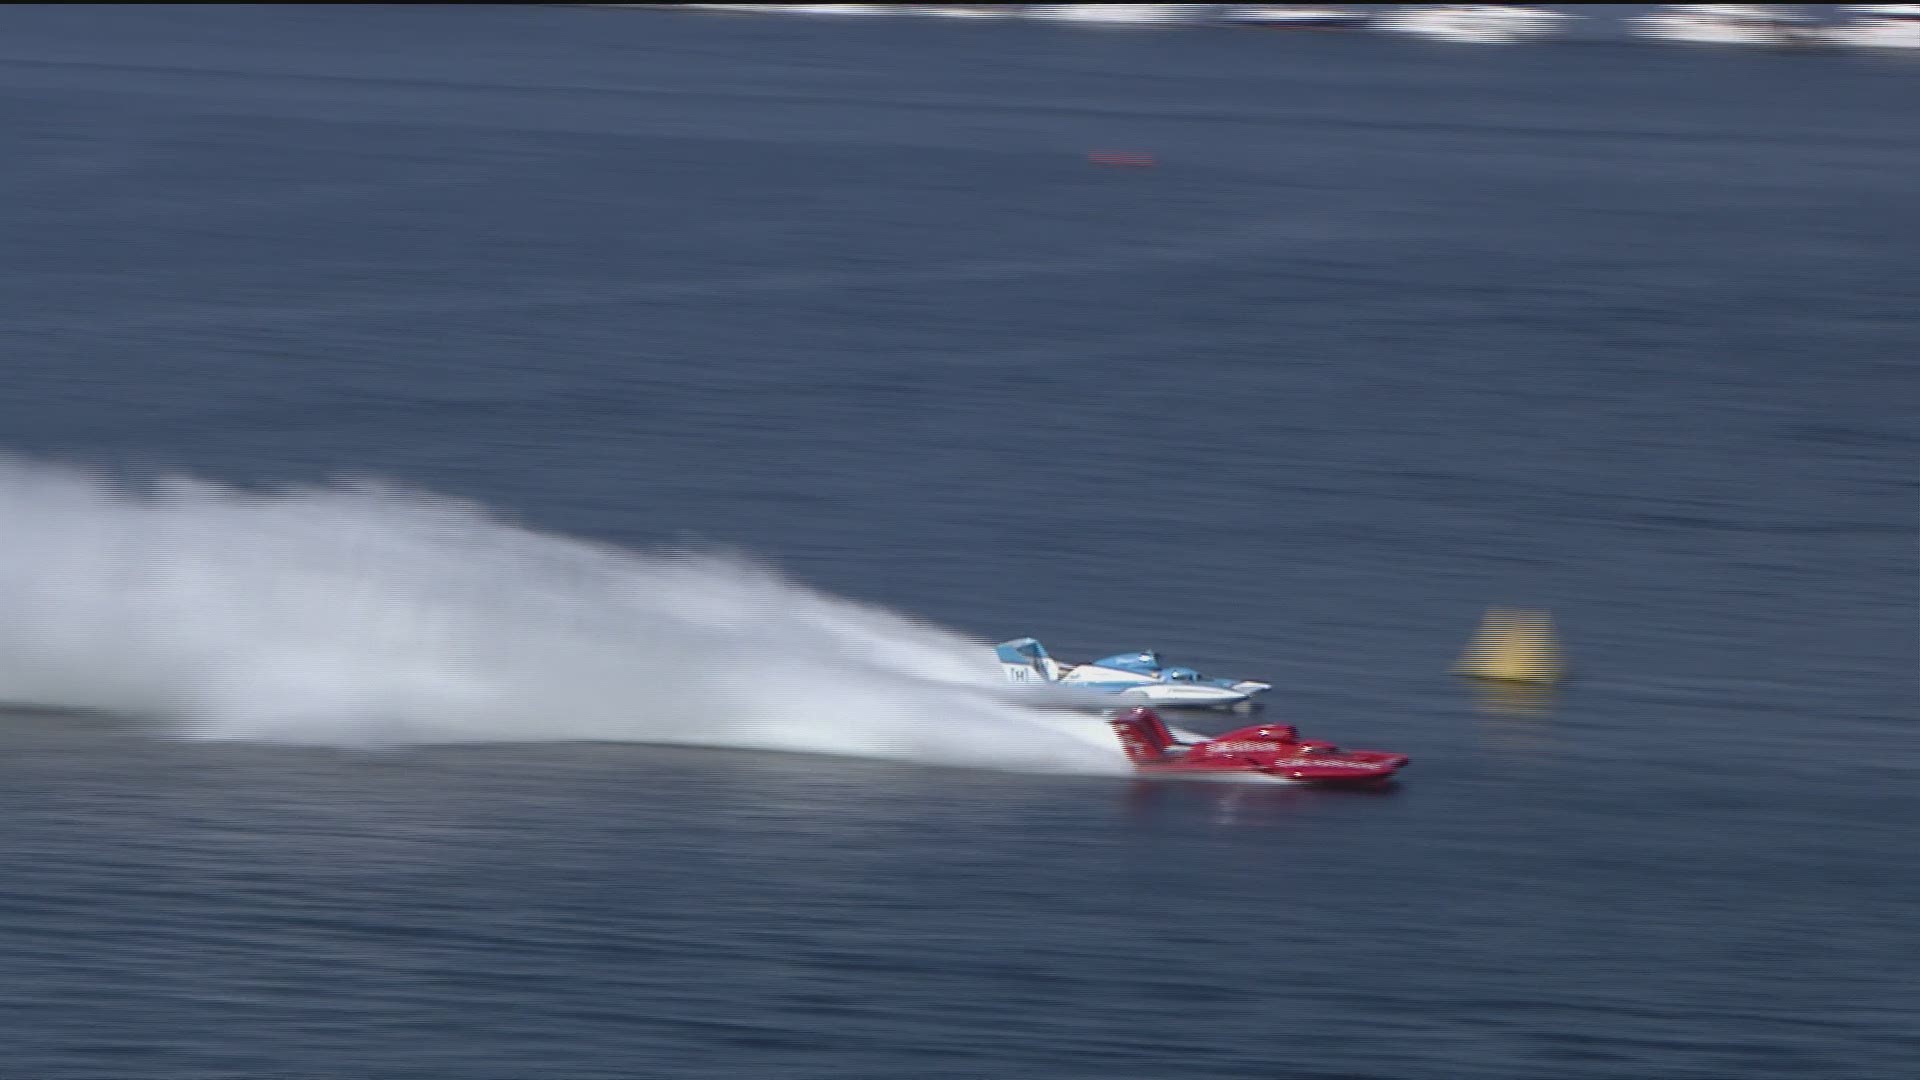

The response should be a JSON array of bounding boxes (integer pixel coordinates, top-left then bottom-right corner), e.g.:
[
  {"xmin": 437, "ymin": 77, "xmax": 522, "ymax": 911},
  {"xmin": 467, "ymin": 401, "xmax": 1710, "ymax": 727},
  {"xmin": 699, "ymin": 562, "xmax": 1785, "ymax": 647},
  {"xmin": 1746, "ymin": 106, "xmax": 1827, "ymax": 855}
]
[{"xmin": 0, "ymin": 460, "xmax": 1128, "ymax": 774}]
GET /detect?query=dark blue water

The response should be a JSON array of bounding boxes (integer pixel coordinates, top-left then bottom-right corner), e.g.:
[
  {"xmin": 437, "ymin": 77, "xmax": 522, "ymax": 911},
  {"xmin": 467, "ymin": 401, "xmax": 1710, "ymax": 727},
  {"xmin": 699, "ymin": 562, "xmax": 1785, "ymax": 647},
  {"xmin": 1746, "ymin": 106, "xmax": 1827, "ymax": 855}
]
[{"xmin": 0, "ymin": 6, "xmax": 1914, "ymax": 1078}]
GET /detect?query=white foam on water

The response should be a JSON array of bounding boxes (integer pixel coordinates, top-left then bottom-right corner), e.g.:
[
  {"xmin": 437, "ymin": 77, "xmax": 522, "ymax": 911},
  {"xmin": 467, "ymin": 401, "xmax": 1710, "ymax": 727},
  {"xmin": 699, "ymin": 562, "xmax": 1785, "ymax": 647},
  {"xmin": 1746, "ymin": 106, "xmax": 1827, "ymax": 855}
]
[{"xmin": 0, "ymin": 459, "xmax": 1129, "ymax": 775}]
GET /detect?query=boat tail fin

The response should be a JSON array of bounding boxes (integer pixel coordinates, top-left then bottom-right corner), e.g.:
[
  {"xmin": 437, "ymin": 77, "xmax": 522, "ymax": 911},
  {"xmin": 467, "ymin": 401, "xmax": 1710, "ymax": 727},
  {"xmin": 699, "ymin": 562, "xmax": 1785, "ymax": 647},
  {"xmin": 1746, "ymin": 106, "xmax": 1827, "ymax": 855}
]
[
  {"xmin": 1108, "ymin": 707, "xmax": 1176, "ymax": 764},
  {"xmin": 996, "ymin": 637, "xmax": 1063, "ymax": 684}
]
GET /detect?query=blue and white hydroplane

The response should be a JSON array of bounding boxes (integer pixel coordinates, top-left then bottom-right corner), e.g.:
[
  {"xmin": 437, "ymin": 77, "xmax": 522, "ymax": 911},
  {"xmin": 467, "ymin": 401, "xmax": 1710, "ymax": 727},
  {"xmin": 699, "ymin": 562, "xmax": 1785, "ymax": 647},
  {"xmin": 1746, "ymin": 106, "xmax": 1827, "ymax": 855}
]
[{"xmin": 995, "ymin": 638, "xmax": 1271, "ymax": 711}]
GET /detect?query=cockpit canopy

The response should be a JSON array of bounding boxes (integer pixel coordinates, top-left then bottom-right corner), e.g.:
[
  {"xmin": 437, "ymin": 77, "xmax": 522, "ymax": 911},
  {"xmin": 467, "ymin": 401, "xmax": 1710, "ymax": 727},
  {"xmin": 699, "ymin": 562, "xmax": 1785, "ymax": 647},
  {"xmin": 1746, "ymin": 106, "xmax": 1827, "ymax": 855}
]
[{"xmin": 1092, "ymin": 650, "xmax": 1165, "ymax": 675}]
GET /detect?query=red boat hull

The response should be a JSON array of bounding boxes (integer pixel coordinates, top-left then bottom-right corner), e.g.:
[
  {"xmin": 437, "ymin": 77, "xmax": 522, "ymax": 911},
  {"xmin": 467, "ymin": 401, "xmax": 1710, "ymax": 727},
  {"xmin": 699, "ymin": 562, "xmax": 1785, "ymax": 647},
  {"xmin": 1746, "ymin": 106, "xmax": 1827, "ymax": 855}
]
[{"xmin": 1110, "ymin": 709, "xmax": 1408, "ymax": 785}]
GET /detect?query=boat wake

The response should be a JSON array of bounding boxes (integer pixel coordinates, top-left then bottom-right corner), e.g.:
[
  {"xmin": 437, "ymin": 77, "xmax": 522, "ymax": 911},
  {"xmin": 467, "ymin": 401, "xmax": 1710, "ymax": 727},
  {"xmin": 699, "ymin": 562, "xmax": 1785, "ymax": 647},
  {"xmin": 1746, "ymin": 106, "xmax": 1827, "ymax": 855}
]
[{"xmin": 0, "ymin": 459, "xmax": 1128, "ymax": 774}]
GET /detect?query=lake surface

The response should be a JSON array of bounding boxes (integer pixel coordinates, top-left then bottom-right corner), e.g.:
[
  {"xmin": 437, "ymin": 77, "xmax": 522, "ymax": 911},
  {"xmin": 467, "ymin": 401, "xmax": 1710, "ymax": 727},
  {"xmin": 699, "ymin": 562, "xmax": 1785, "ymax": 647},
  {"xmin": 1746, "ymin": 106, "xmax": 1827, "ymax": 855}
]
[{"xmin": 0, "ymin": 6, "xmax": 1913, "ymax": 1078}]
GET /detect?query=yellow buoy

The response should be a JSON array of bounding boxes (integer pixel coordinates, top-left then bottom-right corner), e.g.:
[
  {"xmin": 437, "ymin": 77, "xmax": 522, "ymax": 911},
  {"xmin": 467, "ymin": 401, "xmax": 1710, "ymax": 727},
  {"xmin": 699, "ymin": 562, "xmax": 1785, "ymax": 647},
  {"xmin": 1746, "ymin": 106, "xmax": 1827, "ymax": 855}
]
[{"xmin": 1456, "ymin": 608, "xmax": 1563, "ymax": 686}]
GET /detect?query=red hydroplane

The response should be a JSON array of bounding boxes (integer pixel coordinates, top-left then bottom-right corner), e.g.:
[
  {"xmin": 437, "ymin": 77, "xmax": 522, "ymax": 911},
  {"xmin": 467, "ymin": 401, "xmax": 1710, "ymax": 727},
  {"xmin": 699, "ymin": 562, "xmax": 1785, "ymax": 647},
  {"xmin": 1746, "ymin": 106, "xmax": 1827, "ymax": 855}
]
[{"xmin": 1108, "ymin": 707, "xmax": 1408, "ymax": 786}]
